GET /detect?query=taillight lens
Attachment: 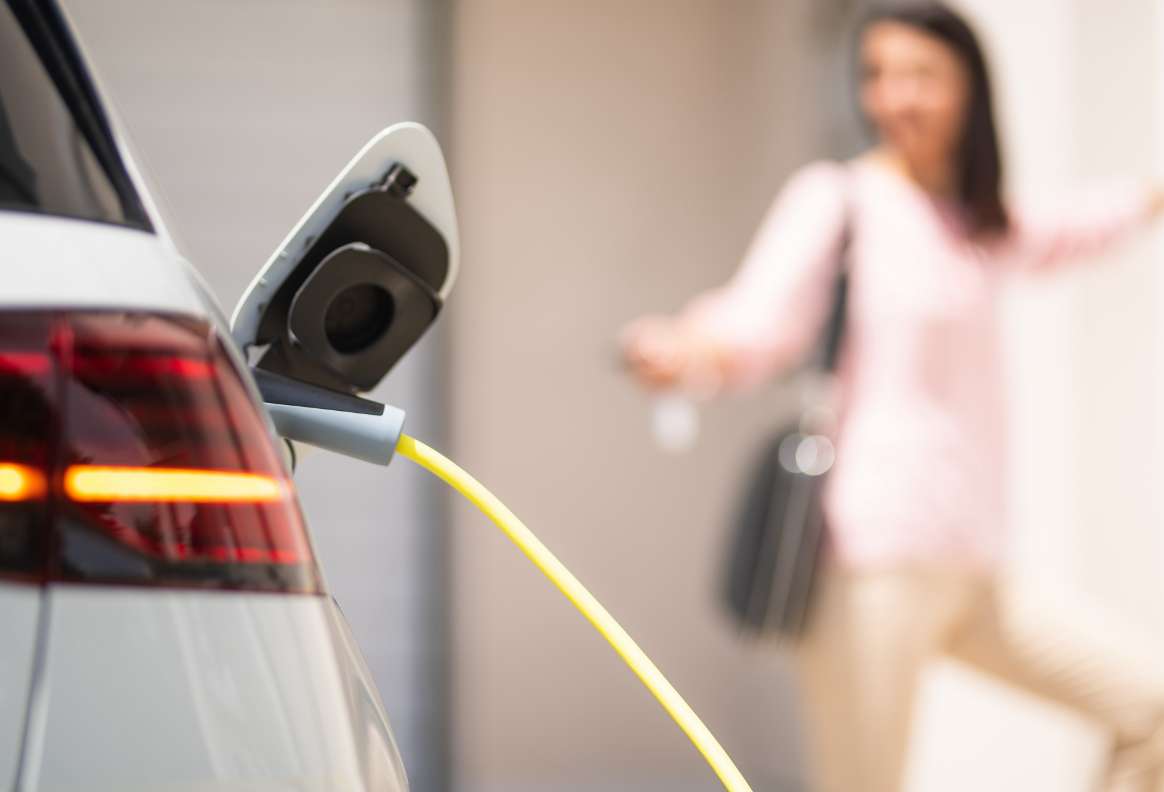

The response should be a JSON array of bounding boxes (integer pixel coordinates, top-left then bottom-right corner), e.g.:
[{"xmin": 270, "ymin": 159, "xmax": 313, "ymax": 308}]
[
  {"xmin": 0, "ymin": 314, "xmax": 56, "ymax": 581},
  {"xmin": 0, "ymin": 312, "xmax": 319, "ymax": 593}
]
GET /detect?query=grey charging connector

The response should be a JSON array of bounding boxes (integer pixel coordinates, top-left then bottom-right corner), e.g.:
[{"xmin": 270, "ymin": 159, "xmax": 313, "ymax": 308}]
[
  {"xmin": 266, "ymin": 402, "xmax": 405, "ymax": 466},
  {"xmin": 253, "ymin": 368, "xmax": 406, "ymax": 466}
]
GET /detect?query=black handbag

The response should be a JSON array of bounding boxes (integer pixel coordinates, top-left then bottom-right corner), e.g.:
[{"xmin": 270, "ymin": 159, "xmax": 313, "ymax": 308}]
[{"xmin": 721, "ymin": 200, "xmax": 851, "ymax": 638}]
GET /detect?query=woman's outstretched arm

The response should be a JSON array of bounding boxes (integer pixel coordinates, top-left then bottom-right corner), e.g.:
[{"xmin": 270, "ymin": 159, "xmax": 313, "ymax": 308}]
[
  {"xmin": 1010, "ymin": 184, "xmax": 1164, "ymax": 270},
  {"xmin": 622, "ymin": 162, "xmax": 850, "ymax": 393}
]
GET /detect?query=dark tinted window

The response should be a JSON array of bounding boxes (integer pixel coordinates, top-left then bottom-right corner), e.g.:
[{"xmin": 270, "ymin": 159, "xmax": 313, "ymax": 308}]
[{"xmin": 0, "ymin": 2, "xmax": 132, "ymax": 225}]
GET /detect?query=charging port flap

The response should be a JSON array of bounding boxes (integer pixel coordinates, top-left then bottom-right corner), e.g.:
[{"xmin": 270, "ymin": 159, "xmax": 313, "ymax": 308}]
[{"xmin": 231, "ymin": 123, "xmax": 458, "ymax": 395}]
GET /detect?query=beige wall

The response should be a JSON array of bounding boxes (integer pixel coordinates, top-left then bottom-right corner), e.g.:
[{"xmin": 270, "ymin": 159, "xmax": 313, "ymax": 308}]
[{"xmin": 446, "ymin": 2, "xmax": 847, "ymax": 789}]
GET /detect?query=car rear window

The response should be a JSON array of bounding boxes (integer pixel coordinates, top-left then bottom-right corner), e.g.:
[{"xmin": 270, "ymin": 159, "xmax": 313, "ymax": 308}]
[{"xmin": 1, "ymin": 1, "xmax": 147, "ymax": 227}]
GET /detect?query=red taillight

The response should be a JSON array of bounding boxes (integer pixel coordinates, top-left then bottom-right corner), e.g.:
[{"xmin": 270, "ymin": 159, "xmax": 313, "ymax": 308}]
[
  {"xmin": 0, "ymin": 463, "xmax": 47, "ymax": 501},
  {"xmin": 0, "ymin": 314, "xmax": 56, "ymax": 582},
  {"xmin": 0, "ymin": 312, "xmax": 319, "ymax": 593},
  {"xmin": 63, "ymin": 466, "xmax": 285, "ymax": 504}
]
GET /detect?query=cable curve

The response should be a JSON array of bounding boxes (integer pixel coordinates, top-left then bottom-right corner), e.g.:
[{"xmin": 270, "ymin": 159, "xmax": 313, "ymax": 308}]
[{"xmin": 396, "ymin": 433, "xmax": 752, "ymax": 792}]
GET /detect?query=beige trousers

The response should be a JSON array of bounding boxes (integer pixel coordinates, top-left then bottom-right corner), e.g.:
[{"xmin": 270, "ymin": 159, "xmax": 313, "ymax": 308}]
[{"xmin": 794, "ymin": 567, "xmax": 1164, "ymax": 792}]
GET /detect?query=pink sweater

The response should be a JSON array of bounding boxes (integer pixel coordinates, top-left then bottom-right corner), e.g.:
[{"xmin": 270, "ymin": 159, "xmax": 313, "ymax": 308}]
[{"xmin": 686, "ymin": 160, "xmax": 1154, "ymax": 569}]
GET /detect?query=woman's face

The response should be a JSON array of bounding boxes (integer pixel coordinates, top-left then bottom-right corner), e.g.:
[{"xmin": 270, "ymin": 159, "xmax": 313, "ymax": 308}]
[{"xmin": 859, "ymin": 21, "xmax": 970, "ymax": 173}]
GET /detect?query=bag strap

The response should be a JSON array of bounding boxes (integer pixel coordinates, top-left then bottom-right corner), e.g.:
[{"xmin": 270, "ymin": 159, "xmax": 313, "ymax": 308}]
[{"xmin": 818, "ymin": 168, "xmax": 853, "ymax": 373}]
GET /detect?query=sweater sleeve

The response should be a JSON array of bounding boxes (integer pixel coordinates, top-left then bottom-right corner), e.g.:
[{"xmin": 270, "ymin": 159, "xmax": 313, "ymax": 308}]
[
  {"xmin": 1009, "ymin": 183, "xmax": 1156, "ymax": 271},
  {"xmin": 678, "ymin": 161, "xmax": 849, "ymax": 388}
]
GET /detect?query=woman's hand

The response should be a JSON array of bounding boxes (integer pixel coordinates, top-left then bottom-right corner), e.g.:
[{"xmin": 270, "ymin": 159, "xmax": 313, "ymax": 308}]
[
  {"xmin": 1149, "ymin": 187, "xmax": 1164, "ymax": 220},
  {"xmin": 621, "ymin": 315, "xmax": 689, "ymax": 390},
  {"xmin": 620, "ymin": 315, "xmax": 727, "ymax": 395}
]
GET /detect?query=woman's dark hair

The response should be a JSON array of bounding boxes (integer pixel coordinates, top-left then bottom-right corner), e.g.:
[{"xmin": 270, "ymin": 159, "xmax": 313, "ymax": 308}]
[{"xmin": 860, "ymin": 2, "xmax": 1009, "ymax": 235}]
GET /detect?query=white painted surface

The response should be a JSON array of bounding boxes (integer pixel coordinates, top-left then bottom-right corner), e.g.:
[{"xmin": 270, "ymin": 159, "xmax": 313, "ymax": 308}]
[
  {"xmin": 1156, "ymin": 0, "xmax": 1164, "ymax": 602},
  {"xmin": 24, "ymin": 587, "xmax": 406, "ymax": 792},
  {"xmin": 1065, "ymin": 0, "xmax": 1164, "ymax": 627},
  {"xmin": 904, "ymin": 660, "xmax": 1107, "ymax": 792},
  {"xmin": 0, "ymin": 584, "xmax": 39, "ymax": 787},
  {"xmin": 0, "ymin": 214, "xmax": 209, "ymax": 319}
]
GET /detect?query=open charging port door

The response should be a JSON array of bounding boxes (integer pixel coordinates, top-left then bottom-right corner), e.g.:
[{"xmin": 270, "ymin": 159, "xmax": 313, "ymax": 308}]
[{"xmin": 231, "ymin": 122, "xmax": 459, "ymax": 395}]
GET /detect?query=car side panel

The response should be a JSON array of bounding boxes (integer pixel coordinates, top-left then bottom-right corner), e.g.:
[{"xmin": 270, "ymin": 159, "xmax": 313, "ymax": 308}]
[
  {"xmin": 23, "ymin": 586, "xmax": 408, "ymax": 792},
  {"xmin": 0, "ymin": 213, "xmax": 208, "ymax": 319},
  {"xmin": 0, "ymin": 584, "xmax": 39, "ymax": 788}
]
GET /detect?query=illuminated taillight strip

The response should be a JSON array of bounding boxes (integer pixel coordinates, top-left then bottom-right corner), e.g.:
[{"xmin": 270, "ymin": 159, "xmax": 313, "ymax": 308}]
[
  {"xmin": 69, "ymin": 355, "xmax": 215, "ymax": 379},
  {"xmin": 0, "ymin": 463, "xmax": 47, "ymax": 501},
  {"xmin": 0, "ymin": 352, "xmax": 51, "ymax": 376},
  {"xmin": 64, "ymin": 465, "xmax": 286, "ymax": 503}
]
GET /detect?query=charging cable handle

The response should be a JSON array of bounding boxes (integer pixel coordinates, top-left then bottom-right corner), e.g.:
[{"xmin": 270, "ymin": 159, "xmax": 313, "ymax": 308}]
[{"xmin": 252, "ymin": 368, "xmax": 406, "ymax": 466}]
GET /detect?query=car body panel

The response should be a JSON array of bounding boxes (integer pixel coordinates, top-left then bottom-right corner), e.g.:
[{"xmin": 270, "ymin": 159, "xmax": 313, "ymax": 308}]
[
  {"xmin": 21, "ymin": 586, "xmax": 407, "ymax": 792},
  {"xmin": 0, "ymin": 584, "xmax": 39, "ymax": 787},
  {"xmin": 1, "ymin": 213, "xmax": 207, "ymax": 318}
]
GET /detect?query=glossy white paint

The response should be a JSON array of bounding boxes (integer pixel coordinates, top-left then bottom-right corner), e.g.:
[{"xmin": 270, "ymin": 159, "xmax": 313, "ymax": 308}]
[
  {"xmin": 22, "ymin": 587, "xmax": 407, "ymax": 792},
  {"xmin": 230, "ymin": 122, "xmax": 460, "ymax": 355},
  {"xmin": 0, "ymin": 213, "xmax": 208, "ymax": 318},
  {"xmin": 0, "ymin": 584, "xmax": 39, "ymax": 787}
]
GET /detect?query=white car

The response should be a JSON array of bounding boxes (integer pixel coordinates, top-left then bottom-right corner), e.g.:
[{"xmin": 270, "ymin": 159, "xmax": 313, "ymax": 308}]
[{"xmin": 1, "ymin": 1, "xmax": 445, "ymax": 789}]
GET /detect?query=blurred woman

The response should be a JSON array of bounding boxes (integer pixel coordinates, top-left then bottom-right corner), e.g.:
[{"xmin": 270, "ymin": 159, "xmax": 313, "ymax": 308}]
[{"xmin": 622, "ymin": 3, "xmax": 1164, "ymax": 791}]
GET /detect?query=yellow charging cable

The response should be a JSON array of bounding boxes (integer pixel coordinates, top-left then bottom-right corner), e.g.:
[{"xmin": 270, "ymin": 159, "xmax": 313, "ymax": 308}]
[{"xmin": 395, "ymin": 434, "xmax": 752, "ymax": 792}]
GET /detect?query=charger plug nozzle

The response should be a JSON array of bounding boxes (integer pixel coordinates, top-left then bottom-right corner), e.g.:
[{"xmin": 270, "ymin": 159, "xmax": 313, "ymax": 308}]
[
  {"xmin": 266, "ymin": 402, "xmax": 405, "ymax": 466},
  {"xmin": 252, "ymin": 368, "xmax": 405, "ymax": 465}
]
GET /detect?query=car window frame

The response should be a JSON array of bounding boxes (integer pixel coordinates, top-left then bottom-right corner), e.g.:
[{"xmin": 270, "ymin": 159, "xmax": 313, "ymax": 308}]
[{"xmin": 4, "ymin": 0, "xmax": 152, "ymax": 231}]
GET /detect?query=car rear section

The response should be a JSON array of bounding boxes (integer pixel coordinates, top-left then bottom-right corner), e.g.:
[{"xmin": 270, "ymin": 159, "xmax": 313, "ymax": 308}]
[{"xmin": 1, "ymin": 2, "xmax": 408, "ymax": 790}]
